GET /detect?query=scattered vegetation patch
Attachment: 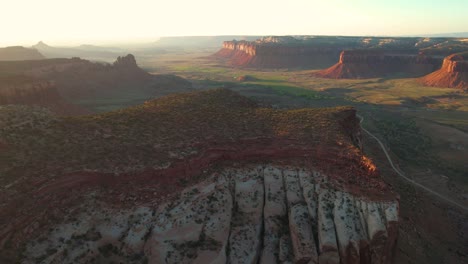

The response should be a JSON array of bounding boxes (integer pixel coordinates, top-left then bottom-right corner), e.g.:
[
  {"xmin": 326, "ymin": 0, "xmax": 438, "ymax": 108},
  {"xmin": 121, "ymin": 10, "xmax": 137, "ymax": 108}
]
[
  {"xmin": 373, "ymin": 117, "xmax": 433, "ymax": 165},
  {"xmin": 0, "ymin": 89, "xmax": 357, "ymax": 177},
  {"xmin": 98, "ymin": 243, "xmax": 119, "ymax": 257},
  {"xmin": 170, "ymin": 231, "xmax": 222, "ymax": 260}
]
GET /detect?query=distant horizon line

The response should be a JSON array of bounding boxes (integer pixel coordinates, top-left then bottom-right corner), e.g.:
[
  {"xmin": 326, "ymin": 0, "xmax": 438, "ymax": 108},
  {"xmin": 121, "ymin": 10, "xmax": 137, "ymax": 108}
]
[{"xmin": 2, "ymin": 31, "xmax": 468, "ymax": 48}]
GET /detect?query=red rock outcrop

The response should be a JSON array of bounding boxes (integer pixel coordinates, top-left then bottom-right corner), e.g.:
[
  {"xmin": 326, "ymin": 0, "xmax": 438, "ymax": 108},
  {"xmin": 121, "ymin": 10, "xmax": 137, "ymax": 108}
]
[
  {"xmin": 419, "ymin": 53, "xmax": 468, "ymax": 90},
  {"xmin": 214, "ymin": 40, "xmax": 341, "ymax": 69},
  {"xmin": 0, "ymin": 46, "xmax": 45, "ymax": 61},
  {"xmin": 212, "ymin": 36, "xmax": 467, "ymax": 70},
  {"xmin": 0, "ymin": 89, "xmax": 398, "ymax": 263},
  {"xmin": 315, "ymin": 50, "xmax": 442, "ymax": 79}
]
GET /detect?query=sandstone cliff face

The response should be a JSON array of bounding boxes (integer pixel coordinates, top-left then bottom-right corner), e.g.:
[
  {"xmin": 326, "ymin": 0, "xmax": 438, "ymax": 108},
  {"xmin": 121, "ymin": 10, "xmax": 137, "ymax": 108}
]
[
  {"xmin": 0, "ymin": 79, "xmax": 61, "ymax": 105},
  {"xmin": 0, "ymin": 77, "xmax": 88, "ymax": 115},
  {"xmin": 213, "ymin": 36, "xmax": 468, "ymax": 70},
  {"xmin": 419, "ymin": 53, "xmax": 468, "ymax": 90},
  {"xmin": 21, "ymin": 165, "xmax": 398, "ymax": 264},
  {"xmin": 315, "ymin": 50, "xmax": 442, "ymax": 79},
  {"xmin": 215, "ymin": 41, "xmax": 340, "ymax": 69},
  {"xmin": 0, "ymin": 46, "xmax": 45, "ymax": 61}
]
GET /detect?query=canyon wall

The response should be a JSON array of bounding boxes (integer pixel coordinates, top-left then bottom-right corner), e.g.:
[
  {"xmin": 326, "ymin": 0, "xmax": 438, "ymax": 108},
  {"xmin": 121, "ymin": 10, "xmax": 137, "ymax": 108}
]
[
  {"xmin": 213, "ymin": 37, "xmax": 468, "ymax": 70},
  {"xmin": 215, "ymin": 41, "xmax": 341, "ymax": 69},
  {"xmin": 0, "ymin": 77, "xmax": 88, "ymax": 115},
  {"xmin": 0, "ymin": 79, "xmax": 61, "ymax": 105},
  {"xmin": 419, "ymin": 53, "xmax": 468, "ymax": 90},
  {"xmin": 315, "ymin": 50, "xmax": 442, "ymax": 79}
]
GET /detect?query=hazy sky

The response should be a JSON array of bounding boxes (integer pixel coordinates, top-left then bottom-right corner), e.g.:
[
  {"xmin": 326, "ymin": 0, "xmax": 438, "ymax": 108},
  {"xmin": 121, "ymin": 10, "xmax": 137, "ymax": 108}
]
[{"xmin": 2, "ymin": 0, "xmax": 468, "ymax": 46}]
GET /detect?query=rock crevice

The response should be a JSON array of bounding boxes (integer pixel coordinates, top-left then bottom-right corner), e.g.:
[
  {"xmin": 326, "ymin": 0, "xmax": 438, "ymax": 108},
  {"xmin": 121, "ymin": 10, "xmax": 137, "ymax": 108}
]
[{"xmin": 23, "ymin": 165, "xmax": 399, "ymax": 264}]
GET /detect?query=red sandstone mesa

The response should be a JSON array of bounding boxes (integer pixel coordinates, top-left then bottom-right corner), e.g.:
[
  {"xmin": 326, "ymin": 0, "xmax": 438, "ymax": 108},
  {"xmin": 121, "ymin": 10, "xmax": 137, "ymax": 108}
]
[
  {"xmin": 419, "ymin": 53, "xmax": 468, "ymax": 90},
  {"xmin": 315, "ymin": 50, "xmax": 442, "ymax": 79},
  {"xmin": 214, "ymin": 40, "xmax": 340, "ymax": 69}
]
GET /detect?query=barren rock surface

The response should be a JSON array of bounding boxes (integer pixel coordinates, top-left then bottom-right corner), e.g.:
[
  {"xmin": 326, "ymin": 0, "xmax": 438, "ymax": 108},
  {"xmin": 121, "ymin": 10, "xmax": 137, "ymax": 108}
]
[{"xmin": 22, "ymin": 165, "xmax": 399, "ymax": 264}]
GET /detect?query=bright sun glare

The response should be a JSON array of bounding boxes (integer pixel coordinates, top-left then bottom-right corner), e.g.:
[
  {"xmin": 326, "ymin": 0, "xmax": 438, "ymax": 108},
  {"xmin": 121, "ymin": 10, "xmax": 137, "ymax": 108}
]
[{"xmin": 2, "ymin": 0, "xmax": 468, "ymax": 46}]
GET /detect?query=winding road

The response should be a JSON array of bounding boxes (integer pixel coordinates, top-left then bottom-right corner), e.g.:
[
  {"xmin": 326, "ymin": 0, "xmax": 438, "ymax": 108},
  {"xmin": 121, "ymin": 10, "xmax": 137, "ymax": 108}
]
[{"xmin": 357, "ymin": 114, "xmax": 468, "ymax": 212}]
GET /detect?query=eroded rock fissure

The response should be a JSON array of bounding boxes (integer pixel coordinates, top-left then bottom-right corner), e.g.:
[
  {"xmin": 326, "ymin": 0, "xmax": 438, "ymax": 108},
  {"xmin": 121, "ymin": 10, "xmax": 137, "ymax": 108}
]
[
  {"xmin": 257, "ymin": 167, "xmax": 267, "ymax": 264},
  {"xmin": 23, "ymin": 164, "xmax": 398, "ymax": 264}
]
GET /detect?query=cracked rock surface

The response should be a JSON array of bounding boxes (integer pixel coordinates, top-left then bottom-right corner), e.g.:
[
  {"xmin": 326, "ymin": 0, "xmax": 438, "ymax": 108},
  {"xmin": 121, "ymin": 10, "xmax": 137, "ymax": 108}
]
[{"xmin": 23, "ymin": 164, "xmax": 398, "ymax": 264}]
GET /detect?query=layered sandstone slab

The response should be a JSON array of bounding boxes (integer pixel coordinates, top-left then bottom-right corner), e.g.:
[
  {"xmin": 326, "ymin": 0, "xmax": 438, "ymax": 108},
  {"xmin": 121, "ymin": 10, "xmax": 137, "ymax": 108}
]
[
  {"xmin": 20, "ymin": 165, "xmax": 399, "ymax": 264},
  {"xmin": 419, "ymin": 53, "xmax": 468, "ymax": 90},
  {"xmin": 315, "ymin": 50, "xmax": 442, "ymax": 79}
]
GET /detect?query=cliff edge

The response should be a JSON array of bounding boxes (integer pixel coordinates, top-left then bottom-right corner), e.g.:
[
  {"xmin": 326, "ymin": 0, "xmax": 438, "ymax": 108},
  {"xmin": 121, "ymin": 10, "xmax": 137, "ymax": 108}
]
[
  {"xmin": 0, "ymin": 89, "xmax": 398, "ymax": 263},
  {"xmin": 214, "ymin": 40, "xmax": 340, "ymax": 69}
]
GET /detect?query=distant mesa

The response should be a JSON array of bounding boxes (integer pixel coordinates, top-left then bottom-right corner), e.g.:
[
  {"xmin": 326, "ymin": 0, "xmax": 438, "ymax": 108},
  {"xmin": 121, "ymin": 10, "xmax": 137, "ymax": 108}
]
[
  {"xmin": 419, "ymin": 52, "xmax": 468, "ymax": 90},
  {"xmin": 0, "ymin": 46, "xmax": 45, "ymax": 61},
  {"xmin": 154, "ymin": 35, "xmax": 261, "ymax": 48},
  {"xmin": 214, "ymin": 36, "xmax": 468, "ymax": 70},
  {"xmin": 0, "ymin": 54, "xmax": 192, "ymax": 114},
  {"xmin": 213, "ymin": 37, "xmax": 342, "ymax": 69},
  {"xmin": 314, "ymin": 50, "xmax": 442, "ymax": 79},
  {"xmin": 31, "ymin": 41, "xmax": 126, "ymax": 62}
]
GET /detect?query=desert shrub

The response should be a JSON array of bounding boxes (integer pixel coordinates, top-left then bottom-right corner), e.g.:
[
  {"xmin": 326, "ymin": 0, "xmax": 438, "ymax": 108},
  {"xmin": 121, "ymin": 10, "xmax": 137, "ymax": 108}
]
[{"xmin": 374, "ymin": 117, "xmax": 432, "ymax": 165}]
